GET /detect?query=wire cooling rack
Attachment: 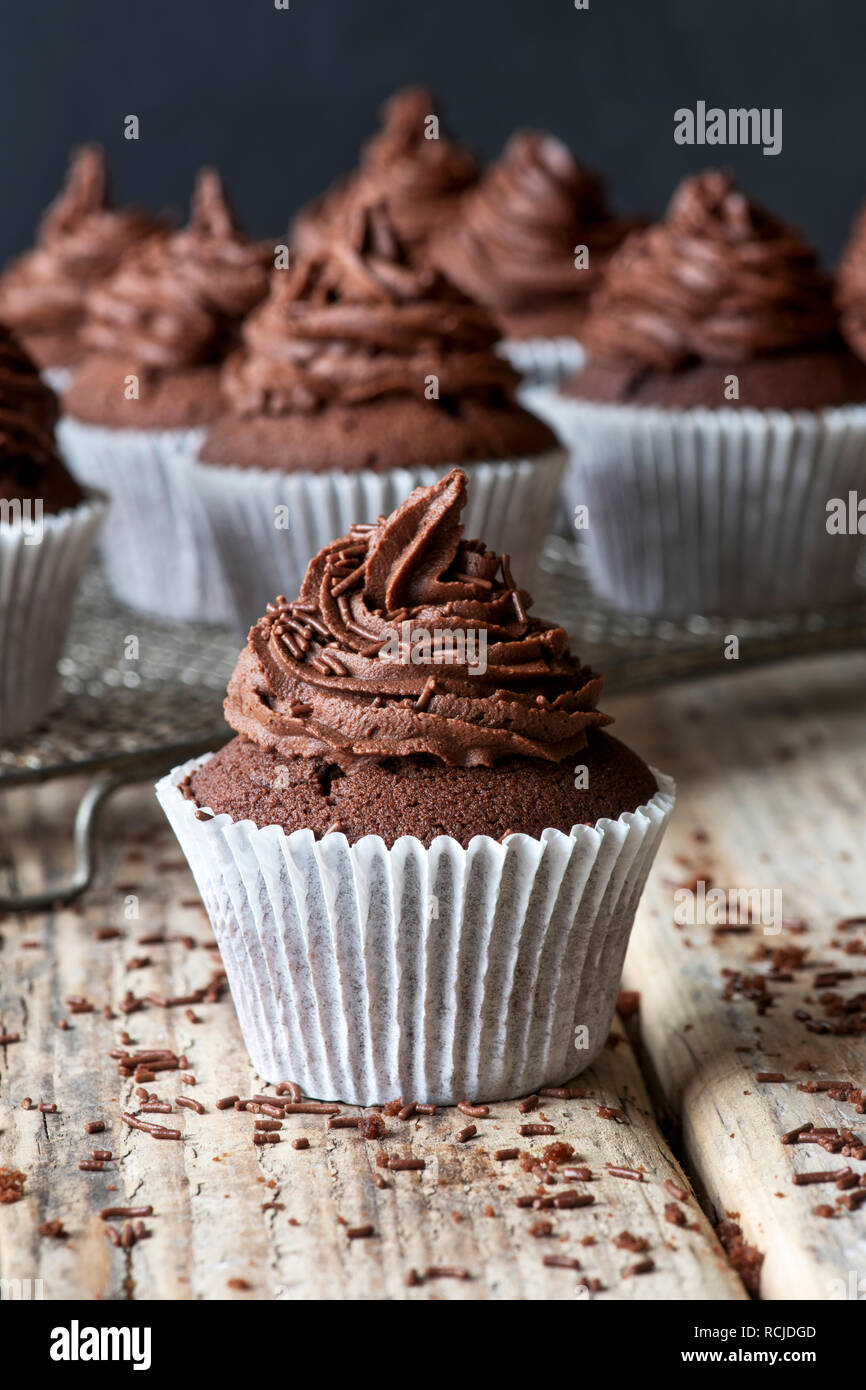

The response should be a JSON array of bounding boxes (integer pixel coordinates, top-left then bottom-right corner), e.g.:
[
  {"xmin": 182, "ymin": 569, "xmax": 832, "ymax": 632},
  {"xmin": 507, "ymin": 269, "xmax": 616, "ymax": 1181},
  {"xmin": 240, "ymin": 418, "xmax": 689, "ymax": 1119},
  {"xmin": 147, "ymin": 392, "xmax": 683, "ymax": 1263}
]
[
  {"xmin": 1, "ymin": 544, "xmax": 864, "ymax": 910},
  {"xmin": 4, "ymin": 542, "xmax": 866, "ymax": 789},
  {"xmin": 537, "ymin": 536, "xmax": 866, "ymax": 688}
]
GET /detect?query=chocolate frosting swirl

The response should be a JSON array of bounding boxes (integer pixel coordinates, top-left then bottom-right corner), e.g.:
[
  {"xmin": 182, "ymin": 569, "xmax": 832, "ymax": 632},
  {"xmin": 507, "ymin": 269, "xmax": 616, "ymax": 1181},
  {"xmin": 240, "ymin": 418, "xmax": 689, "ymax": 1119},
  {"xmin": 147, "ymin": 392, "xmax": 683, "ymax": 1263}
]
[
  {"xmin": 82, "ymin": 169, "xmax": 272, "ymax": 371},
  {"xmin": 582, "ymin": 171, "xmax": 836, "ymax": 370},
  {"xmin": 836, "ymin": 204, "xmax": 866, "ymax": 362},
  {"xmin": 225, "ymin": 469, "xmax": 610, "ymax": 769},
  {"xmin": 293, "ymin": 87, "xmax": 478, "ymax": 258},
  {"xmin": 0, "ymin": 323, "xmax": 60, "ymax": 461},
  {"xmin": 0, "ymin": 323, "xmax": 84, "ymax": 511},
  {"xmin": 222, "ymin": 202, "xmax": 520, "ymax": 414},
  {"xmin": 434, "ymin": 131, "xmax": 634, "ymax": 316},
  {"xmin": 0, "ymin": 146, "xmax": 166, "ymax": 358}
]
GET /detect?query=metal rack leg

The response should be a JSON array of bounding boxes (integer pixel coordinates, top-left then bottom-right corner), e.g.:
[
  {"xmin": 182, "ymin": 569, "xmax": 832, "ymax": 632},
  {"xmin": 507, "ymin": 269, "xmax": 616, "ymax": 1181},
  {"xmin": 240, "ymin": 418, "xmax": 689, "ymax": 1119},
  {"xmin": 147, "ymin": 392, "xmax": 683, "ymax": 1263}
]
[{"xmin": 0, "ymin": 772, "xmax": 128, "ymax": 915}]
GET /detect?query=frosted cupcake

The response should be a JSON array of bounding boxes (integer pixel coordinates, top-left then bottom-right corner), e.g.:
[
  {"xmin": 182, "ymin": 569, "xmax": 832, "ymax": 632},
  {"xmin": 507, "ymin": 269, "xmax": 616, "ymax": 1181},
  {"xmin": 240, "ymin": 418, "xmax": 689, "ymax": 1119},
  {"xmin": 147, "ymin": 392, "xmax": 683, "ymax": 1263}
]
[
  {"xmin": 0, "ymin": 146, "xmax": 167, "ymax": 390},
  {"xmin": 836, "ymin": 203, "xmax": 866, "ymax": 367},
  {"xmin": 527, "ymin": 171, "xmax": 866, "ymax": 616},
  {"xmin": 292, "ymin": 87, "xmax": 478, "ymax": 263},
  {"xmin": 58, "ymin": 169, "xmax": 272, "ymax": 623},
  {"xmin": 431, "ymin": 131, "xmax": 638, "ymax": 384},
  {"xmin": 0, "ymin": 325, "xmax": 105, "ymax": 738},
  {"xmin": 193, "ymin": 201, "xmax": 565, "ymax": 632},
  {"xmin": 157, "ymin": 469, "xmax": 673, "ymax": 1103}
]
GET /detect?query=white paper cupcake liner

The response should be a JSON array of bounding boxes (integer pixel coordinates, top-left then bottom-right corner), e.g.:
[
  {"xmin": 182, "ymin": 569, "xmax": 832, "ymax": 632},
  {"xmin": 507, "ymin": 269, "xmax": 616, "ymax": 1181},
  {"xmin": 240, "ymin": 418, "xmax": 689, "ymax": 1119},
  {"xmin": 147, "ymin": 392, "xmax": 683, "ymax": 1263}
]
[
  {"xmin": 191, "ymin": 449, "xmax": 566, "ymax": 635},
  {"xmin": 41, "ymin": 365, "xmax": 74, "ymax": 395},
  {"xmin": 0, "ymin": 492, "xmax": 106, "ymax": 739},
  {"xmin": 56, "ymin": 417, "xmax": 234, "ymax": 625},
  {"xmin": 156, "ymin": 755, "xmax": 674, "ymax": 1105},
  {"xmin": 500, "ymin": 336, "xmax": 586, "ymax": 388},
  {"xmin": 524, "ymin": 390, "xmax": 866, "ymax": 617}
]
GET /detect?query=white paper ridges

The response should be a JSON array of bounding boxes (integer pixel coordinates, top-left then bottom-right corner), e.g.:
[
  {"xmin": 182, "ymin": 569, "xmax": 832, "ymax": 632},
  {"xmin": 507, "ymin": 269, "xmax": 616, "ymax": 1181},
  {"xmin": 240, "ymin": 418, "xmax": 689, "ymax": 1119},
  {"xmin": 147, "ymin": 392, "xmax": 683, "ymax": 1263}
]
[
  {"xmin": 523, "ymin": 391, "xmax": 866, "ymax": 617},
  {"xmin": 0, "ymin": 493, "xmax": 106, "ymax": 737},
  {"xmin": 56, "ymin": 418, "xmax": 234, "ymax": 625},
  {"xmin": 499, "ymin": 336, "xmax": 586, "ymax": 387},
  {"xmin": 157, "ymin": 756, "xmax": 674, "ymax": 1105},
  {"xmin": 191, "ymin": 450, "xmax": 566, "ymax": 634},
  {"xmin": 41, "ymin": 366, "xmax": 73, "ymax": 395}
]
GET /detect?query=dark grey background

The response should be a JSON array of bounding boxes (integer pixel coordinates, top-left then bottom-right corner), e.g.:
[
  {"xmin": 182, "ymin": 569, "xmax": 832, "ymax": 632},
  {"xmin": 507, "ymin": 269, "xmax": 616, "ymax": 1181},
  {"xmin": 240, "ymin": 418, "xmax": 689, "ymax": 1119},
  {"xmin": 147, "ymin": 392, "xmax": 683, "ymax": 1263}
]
[{"xmin": 1, "ymin": 0, "xmax": 862, "ymax": 266}]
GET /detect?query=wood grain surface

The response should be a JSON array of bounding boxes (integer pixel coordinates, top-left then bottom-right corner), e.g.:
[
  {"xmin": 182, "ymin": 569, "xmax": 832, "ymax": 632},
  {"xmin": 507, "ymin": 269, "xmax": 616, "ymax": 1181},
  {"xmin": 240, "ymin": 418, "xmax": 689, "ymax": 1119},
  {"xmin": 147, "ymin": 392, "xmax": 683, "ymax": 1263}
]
[
  {"xmin": 0, "ymin": 779, "xmax": 741, "ymax": 1301},
  {"xmin": 3, "ymin": 650, "xmax": 863, "ymax": 1300},
  {"xmin": 615, "ymin": 650, "xmax": 866, "ymax": 1301}
]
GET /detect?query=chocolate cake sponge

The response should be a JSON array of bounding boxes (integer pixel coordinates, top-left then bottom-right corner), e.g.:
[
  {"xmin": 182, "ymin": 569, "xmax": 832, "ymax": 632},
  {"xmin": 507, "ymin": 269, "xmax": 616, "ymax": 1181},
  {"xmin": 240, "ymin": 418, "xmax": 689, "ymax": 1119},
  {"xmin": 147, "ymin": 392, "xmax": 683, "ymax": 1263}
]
[
  {"xmin": 562, "ymin": 346, "xmax": 866, "ymax": 412},
  {"xmin": 198, "ymin": 394, "xmax": 558, "ymax": 474},
  {"xmin": 63, "ymin": 355, "xmax": 225, "ymax": 430},
  {"xmin": 500, "ymin": 302, "xmax": 589, "ymax": 342},
  {"xmin": 183, "ymin": 730, "xmax": 658, "ymax": 849}
]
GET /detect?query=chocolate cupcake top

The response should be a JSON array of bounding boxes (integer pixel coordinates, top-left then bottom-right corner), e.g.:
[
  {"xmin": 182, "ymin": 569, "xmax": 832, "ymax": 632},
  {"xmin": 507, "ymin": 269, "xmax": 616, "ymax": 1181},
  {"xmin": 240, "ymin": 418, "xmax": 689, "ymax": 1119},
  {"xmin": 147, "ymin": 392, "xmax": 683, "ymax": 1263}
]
[
  {"xmin": 581, "ymin": 170, "xmax": 836, "ymax": 371},
  {"xmin": 293, "ymin": 87, "xmax": 478, "ymax": 259},
  {"xmin": 432, "ymin": 131, "xmax": 634, "ymax": 328},
  {"xmin": 222, "ymin": 201, "xmax": 520, "ymax": 416},
  {"xmin": 224, "ymin": 469, "xmax": 610, "ymax": 769},
  {"xmin": 82, "ymin": 169, "xmax": 272, "ymax": 372},
  {"xmin": 0, "ymin": 146, "xmax": 167, "ymax": 367},
  {"xmin": 836, "ymin": 205, "xmax": 866, "ymax": 363},
  {"xmin": 0, "ymin": 324, "xmax": 83, "ymax": 512}
]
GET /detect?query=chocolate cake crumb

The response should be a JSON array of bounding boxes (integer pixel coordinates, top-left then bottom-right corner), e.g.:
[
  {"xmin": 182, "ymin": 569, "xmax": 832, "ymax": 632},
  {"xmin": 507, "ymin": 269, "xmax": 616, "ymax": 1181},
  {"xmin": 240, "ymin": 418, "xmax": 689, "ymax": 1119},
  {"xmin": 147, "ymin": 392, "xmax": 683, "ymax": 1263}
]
[{"xmin": 716, "ymin": 1219, "xmax": 764, "ymax": 1297}]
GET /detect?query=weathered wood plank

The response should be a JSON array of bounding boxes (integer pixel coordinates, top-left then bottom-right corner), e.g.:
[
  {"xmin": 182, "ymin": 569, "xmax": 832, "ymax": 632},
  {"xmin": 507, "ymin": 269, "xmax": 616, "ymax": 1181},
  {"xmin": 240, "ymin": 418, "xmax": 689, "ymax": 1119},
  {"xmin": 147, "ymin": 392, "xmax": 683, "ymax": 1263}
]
[
  {"xmin": 613, "ymin": 651, "xmax": 866, "ymax": 1301},
  {"xmin": 0, "ymin": 778, "xmax": 742, "ymax": 1300}
]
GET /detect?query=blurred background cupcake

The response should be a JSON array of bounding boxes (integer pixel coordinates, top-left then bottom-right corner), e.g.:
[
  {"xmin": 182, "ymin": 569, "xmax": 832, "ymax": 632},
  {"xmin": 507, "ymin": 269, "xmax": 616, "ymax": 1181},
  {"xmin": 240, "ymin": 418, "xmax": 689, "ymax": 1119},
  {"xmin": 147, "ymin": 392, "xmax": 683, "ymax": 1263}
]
[
  {"xmin": 193, "ymin": 200, "xmax": 565, "ymax": 632},
  {"xmin": 292, "ymin": 86, "xmax": 478, "ymax": 263},
  {"xmin": 0, "ymin": 145, "xmax": 167, "ymax": 392},
  {"xmin": 0, "ymin": 324, "xmax": 105, "ymax": 738},
  {"xmin": 527, "ymin": 171, "xmax": 866, "ymax": 617},
  {"xmin": 158, "ymin": 469, "xmax": 673, "ymax": 1103},
  {"xmin": 431, "ymin": 130, "xmax": 639, "ymax": 385},
  {"xmin": 58, "ymin": 168, "xmax": 272, "ymax": 624},
  {"xmin": 835, "ymin": 202, "xmax": 866, "ymax": 369}
]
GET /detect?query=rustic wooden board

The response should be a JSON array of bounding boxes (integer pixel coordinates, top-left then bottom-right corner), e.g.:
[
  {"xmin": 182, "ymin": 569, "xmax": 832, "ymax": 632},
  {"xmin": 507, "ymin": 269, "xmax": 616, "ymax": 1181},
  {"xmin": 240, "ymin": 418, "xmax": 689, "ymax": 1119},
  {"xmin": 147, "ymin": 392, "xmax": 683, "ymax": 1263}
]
[
  {"xmin": 613, "ymin": 650, "xmax": 866, "ymax": 1302},
  {"xmin": 0, "ymin": 778, "xmax": 742, "ymax": 1301}
]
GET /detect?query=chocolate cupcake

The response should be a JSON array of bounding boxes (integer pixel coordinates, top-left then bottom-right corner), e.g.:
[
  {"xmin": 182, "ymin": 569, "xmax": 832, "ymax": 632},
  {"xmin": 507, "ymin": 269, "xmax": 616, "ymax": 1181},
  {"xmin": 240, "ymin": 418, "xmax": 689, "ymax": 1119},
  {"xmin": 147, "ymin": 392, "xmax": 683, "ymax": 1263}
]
[
  {"xmin": 0, "ymin": 324, "xmax": 105, "ymax": 737},
  {"xmin": 0, "ymin": 145, "xmax": 167, "ymax": 386},
  {"xmin": 157, "ymin": 470, "xmax": 673, "ymax": 1103},
  {"xmin": 57, "ymin": 169, "xmax": 272, "ymax": 623},
  {"xmin": 431, "ymin": 131, "xmax": 637, "ymax": 383},
  {"xmin": 527, "ymin": 171, "xmax": 866, "ymax": 616},
  {"xmin": 292, "ymin": 87, "xmax": 478, "ymax": 262},
  {"xmin": 836, "ymin": 204, "xmax": 866, "ymax": 366},
  {"xmin": 193, "ymin": 201, "xmax": 565, "ymax": 631}
]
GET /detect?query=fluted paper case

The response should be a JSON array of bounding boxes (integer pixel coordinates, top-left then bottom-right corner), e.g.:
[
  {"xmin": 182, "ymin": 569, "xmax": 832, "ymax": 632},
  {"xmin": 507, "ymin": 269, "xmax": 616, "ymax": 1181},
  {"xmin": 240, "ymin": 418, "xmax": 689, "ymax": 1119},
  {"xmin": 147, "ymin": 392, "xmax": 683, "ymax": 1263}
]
[
  {"xmin": 57, "ymin": 418, "xmax": 234, "ymax": 625},
  {"xmin": 157, "ymin": 755, "xmax": 674, "ymax": 1105},
  {"xmin": 0, "ymin": 492, "xmax": 106, "ymax": 738}
]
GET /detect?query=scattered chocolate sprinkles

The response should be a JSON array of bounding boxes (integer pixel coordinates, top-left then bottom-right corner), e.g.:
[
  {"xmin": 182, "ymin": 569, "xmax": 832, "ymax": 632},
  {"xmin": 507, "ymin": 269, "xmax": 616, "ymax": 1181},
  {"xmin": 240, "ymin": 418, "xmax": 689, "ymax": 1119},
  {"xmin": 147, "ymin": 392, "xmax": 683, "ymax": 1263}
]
[
  {"xmin": 792, "ymin": 1168, "xmax": 852, "ymax": 1186},
  {"xmin": 424, "ymin": 1266, "xmax": 470, "ymax": 1280},
  {"xmin": 414, "ymin": 677, "xmax": 436, "ymax": 712},
  {"xmin": 176, "ymin": 1096, "xmax": 205, "ymax": 1115},
  {"xmin": 663, "ymin": 1179, "xmax": 689, "ymax": 1202},
  {"xmin": 606, "ymin": 1166, "xmax": 643, "ymax": 1182}
]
